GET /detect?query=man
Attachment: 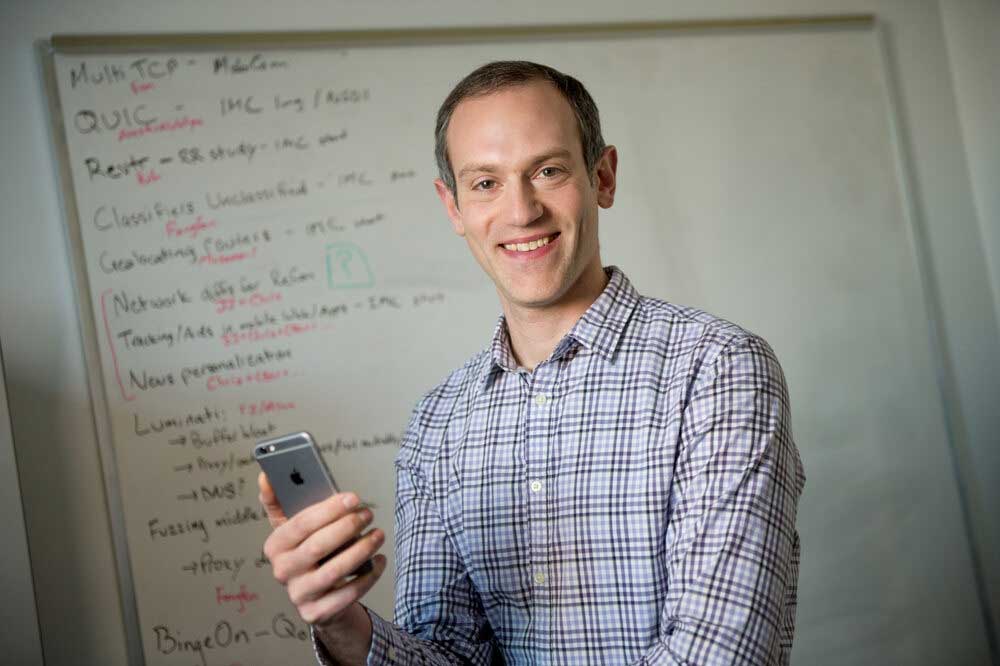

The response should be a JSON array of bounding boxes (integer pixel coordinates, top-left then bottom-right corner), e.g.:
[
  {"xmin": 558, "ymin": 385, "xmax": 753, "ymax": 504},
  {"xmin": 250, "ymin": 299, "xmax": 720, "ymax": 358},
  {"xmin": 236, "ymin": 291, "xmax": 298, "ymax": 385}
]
[{"xmin": 260, "ymin": 60, "xmax": 805, "ymax": 665}]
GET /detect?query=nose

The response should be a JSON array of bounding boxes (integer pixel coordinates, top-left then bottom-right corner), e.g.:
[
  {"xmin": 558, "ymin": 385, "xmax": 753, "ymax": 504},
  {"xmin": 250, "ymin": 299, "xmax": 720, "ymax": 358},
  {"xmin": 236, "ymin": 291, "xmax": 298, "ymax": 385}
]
[{"xmin": 506, "ymin": 177, "xmax": 543, "ymax": 226}]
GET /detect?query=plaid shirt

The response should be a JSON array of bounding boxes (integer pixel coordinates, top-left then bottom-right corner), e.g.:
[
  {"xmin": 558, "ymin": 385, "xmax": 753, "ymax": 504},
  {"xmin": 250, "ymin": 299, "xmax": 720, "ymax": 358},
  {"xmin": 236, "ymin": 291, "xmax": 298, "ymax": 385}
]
[{"xmin": 315, "ymin": 266, "xmax": 805, "ymax": 665}]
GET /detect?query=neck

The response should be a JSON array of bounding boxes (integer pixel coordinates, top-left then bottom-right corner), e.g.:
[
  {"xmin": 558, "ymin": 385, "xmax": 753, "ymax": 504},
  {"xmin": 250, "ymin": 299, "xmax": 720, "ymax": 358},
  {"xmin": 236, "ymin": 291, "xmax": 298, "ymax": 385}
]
[{"xmin": 502, "ymin": 261, "xmax": 608, "ymax": 371}]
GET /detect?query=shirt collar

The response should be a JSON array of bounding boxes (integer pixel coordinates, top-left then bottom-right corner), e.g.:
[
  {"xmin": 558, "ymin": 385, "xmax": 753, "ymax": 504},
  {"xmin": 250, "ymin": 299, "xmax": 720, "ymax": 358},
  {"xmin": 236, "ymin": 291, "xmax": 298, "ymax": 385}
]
[
  {"xmin": 478, "ymin": 266, "xmax": 640, "ymax": 392},
  {"xmin": 567, "ymin": 266, "xmax": 640, "ymax": 359}
]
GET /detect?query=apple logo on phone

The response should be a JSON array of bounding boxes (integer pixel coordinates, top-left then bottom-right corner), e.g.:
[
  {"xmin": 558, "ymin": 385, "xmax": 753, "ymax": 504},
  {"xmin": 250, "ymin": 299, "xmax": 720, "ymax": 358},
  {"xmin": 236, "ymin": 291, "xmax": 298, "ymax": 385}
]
[{"xmin": 290, "ymin": 468, "xmax": 304, "ymax": 485}]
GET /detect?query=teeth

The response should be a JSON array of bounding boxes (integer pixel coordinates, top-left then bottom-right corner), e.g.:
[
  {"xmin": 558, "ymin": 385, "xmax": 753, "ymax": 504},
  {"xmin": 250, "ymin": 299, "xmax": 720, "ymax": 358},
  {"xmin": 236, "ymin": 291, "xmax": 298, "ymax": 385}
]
[{"xmin": 504, "ymin": 235, "xmax": 553, "ymax": 252}]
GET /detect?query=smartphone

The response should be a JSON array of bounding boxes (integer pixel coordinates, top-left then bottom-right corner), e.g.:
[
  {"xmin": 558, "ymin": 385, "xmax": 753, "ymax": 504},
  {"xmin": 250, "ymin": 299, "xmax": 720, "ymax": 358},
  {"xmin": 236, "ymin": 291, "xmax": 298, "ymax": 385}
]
[{"xmin": 255, "ymin": 431, "xmax": 373, "ymax": 575}]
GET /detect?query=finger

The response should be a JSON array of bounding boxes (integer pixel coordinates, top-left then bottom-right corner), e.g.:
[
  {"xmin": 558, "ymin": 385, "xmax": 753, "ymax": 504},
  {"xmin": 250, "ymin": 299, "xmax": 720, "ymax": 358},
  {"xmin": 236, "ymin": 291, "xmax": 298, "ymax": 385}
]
[
  {"xmin": 267, "ymin": 492, "xmax": 361, "ymax": 557},
  {"xmin": 258, "ymin": 472, "xmax": 287, "ymax": 528},
  {"xmin": 299, "ymin": 554, "xmax": 388, "ymax": 626},
  {"xmin": 287, "ymin": 527, "xmax": 384, "ymax": 605},
  {"xmin": 282, "ymin": 507, "xmax": 374, "ymax": 576}
]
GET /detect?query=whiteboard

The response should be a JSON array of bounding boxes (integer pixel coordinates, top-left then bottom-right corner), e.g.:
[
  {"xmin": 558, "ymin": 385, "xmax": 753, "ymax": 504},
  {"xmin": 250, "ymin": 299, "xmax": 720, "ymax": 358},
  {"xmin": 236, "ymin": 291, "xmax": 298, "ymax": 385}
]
[{"xmin": 45, "ymin": 19, "xmax": 991, "ymax": 666}]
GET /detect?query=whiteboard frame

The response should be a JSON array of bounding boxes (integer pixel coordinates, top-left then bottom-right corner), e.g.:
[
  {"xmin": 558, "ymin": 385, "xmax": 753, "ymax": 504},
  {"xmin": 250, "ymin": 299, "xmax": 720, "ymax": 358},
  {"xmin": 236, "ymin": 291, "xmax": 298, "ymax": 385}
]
[
  {"xmin": 45, "ymin": 14, "xmax": 992, "ymax": 665},
  {"xmin": 40, "ymin": 44, "xmax": 148, "ymax": 666},
  {"xmin": 49, "ymin": 15, "xmax": 873, "ymax": 52}
]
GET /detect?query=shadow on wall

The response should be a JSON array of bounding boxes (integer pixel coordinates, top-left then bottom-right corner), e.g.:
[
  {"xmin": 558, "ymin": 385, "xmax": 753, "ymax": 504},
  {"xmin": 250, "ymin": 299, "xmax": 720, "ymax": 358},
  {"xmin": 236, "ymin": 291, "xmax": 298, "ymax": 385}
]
[{"xmin": 8, "ymin": 360, "xmax": 128, "ymax": 665}]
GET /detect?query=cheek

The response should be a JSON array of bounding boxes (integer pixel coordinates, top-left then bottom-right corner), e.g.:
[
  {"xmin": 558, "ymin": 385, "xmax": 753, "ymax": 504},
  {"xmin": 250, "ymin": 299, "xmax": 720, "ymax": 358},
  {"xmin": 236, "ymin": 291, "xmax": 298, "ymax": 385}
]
[
  {"xmin": 553, "ymin": 190, "xmax": 590, "ymax": 233},
  {"xmin": 463, "ymin": 236, "xmax": 497, "ymax": 276},
  {"xmin": 459, "ymin": 204, "xmax": 493, "ymax": 238},
  {"xmin": 463, "ymin": 230, "xmax": 492, "ymax": 263},
  {"xmin": 560, "ymin": 179, "xmax": 591, "ymax": 212}
]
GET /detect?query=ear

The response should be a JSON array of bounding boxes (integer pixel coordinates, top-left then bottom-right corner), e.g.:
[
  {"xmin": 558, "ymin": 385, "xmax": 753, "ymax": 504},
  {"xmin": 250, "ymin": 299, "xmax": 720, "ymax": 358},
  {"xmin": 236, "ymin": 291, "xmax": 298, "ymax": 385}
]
[
  {"xmin": 434, "ymin": 178, "xmax": 465, "ymax": 236},
  {"xmin": 593, "ymin": 145, "xmax": 618, "ymax": 209}
]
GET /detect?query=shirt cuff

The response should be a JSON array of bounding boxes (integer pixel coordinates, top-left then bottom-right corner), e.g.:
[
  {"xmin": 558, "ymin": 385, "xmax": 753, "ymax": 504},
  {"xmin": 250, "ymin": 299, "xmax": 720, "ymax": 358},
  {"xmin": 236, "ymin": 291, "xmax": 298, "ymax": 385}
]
[
  {"xmin": 308, "ymin": 607, "xmax": 402, "ymax": 666},
  {"xmin": 366, "ymin": 608, "xmax": 404, "ymax": 664},
  {"xmin": 310, "ymin": 623, "xmax": 336, "ymax": 666}
]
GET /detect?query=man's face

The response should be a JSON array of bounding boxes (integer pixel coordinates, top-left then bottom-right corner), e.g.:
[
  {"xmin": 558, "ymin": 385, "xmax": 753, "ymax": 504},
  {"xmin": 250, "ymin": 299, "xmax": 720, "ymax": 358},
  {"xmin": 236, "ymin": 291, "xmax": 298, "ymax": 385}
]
[{"xmin": 435, "ymin": 80, "xmax": 616, "ymax": 313}]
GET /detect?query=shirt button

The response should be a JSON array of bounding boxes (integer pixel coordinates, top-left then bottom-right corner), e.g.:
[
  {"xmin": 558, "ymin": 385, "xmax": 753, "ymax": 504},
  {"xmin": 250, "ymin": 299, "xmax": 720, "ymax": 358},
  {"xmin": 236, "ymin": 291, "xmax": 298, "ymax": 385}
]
[
  {"xmin": 534, "ymin": 393, "xmax": 548, "ymax": 406},
  {"xmin": 533, "ymin": 571, "xmax": 546, "ymax": 585},
  {"xmin": 530, "ymin": 479, "xmax": 543, "ymax": 493}
]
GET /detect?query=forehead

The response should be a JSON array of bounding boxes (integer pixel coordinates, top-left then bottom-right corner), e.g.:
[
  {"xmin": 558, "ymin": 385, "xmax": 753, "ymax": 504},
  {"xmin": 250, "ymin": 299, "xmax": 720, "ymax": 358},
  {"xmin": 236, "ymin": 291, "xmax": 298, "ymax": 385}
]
[{"xmin": 446, "ymin": 80, "xmax": 584, "ymax": 167}]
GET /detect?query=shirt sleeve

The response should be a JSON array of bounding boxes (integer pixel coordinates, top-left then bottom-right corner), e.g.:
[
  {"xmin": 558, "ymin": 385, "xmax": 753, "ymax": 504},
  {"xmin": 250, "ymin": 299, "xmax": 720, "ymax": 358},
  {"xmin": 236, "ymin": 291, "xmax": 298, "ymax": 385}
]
[
  {"xmin": 312, "ymin": 409, "xmax": 498, "ymax": 666},
  {"xmin": 632, "ymin": 334, "xmax": 805, "ymax": 666},
  {"xmin": 311, "ymin": 602, "xmax": 486, "ymax": 666}
]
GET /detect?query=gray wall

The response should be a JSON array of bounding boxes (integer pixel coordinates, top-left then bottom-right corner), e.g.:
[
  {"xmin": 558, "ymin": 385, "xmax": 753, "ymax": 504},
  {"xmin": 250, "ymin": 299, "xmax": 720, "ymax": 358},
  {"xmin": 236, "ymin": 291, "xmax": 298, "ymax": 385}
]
[
  {"xmin": 942, "ymin": 0, "xmax": 1000, "ymax": 321},
  {"xmin": 934, "ymin": 0, "xmax": 1000, "ymax": 643},
  {"xmin": 1, "ymin": 0, "xmax": 997, "ymax": 663},
  {"xmin": 0, "ymin": 347, "xmax": 43, "ymax": 663}
]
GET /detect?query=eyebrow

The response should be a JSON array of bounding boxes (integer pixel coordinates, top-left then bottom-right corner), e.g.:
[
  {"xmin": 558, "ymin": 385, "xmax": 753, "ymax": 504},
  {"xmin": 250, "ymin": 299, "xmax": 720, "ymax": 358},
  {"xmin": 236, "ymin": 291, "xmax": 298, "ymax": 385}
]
[{"xmin": 456, "ymin": 149, "xmax": 575, "ymax": 181}]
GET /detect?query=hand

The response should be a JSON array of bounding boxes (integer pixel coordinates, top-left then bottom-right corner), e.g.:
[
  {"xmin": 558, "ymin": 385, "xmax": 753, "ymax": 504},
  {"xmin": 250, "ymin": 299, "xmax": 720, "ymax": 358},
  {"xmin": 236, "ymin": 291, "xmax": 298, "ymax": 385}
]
[{"xmin": 259, "ymin": 472, "xmax": 388, "ymax": 628}]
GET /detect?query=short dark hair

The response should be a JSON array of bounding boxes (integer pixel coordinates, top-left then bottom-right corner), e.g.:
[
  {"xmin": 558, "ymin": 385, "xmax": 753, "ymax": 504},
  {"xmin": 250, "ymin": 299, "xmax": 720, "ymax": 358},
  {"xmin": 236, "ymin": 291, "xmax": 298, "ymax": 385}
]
[{"xmin": 435, "ymin": 60, "xmax": 606, "ymax": 197}]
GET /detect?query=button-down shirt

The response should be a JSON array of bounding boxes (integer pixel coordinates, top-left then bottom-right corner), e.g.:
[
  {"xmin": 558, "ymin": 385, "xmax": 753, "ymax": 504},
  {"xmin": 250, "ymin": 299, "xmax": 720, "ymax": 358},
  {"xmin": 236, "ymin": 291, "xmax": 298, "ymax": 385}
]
[{"xmin": 315, "ymin": 266, "xmax": 805, "ymax": 665}]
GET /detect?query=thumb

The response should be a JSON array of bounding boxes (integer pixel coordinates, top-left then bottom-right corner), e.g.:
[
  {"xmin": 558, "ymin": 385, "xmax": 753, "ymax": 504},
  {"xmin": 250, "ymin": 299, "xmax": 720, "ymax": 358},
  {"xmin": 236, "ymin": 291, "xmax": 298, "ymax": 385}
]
[{"xmin": 258, "ymin": 471, "xmax": 287, "ymax": 528}]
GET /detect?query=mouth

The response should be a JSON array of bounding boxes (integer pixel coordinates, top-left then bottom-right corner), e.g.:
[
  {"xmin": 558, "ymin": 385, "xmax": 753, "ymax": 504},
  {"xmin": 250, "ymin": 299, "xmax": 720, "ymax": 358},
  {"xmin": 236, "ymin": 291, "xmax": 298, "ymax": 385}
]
[{"xmin": 499, "ymin": 232, "xmax": 560, "ymax": 253}]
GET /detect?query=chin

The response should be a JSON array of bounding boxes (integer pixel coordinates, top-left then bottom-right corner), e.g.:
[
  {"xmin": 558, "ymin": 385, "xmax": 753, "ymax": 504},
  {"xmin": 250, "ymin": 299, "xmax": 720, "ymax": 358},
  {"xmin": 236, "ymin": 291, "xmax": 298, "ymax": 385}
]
[
  {"xmin": 514, "ymin": 272, "xmax": 573, "ymax": 300},
  {"xmin": 508, "ymin": 287, "xmax": 564, "ymax": 309}
]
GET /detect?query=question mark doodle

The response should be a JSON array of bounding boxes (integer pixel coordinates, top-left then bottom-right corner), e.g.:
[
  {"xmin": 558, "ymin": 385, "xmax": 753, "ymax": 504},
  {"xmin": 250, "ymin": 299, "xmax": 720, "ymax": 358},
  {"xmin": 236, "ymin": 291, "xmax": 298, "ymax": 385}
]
[
  {"xmin": 326, "ymin": 242, "xmax": 375, "ymax": 289},
  {"xmin": 337, "ymin": 249, "xmax": 353, "ymax": 279}
]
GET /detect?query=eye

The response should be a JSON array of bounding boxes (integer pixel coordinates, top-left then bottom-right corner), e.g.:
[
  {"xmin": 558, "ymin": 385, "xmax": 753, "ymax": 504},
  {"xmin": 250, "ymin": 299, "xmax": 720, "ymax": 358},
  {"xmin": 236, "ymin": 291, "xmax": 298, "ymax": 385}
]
[
  {"xmin": 538, "ymin": 166, "xmax": 562, "ymax": 178},
  {"xmin": 473, "ymin": 179, "xmax": 496, "ymax": 191}
]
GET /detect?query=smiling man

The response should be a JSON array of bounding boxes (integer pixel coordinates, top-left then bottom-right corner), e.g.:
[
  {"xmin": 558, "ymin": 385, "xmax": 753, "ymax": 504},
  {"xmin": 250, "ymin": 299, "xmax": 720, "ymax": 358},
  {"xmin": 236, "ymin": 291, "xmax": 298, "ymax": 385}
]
[{"xmin": 260, "ymin": 61, "xmax": 805, "ymax": 665}]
